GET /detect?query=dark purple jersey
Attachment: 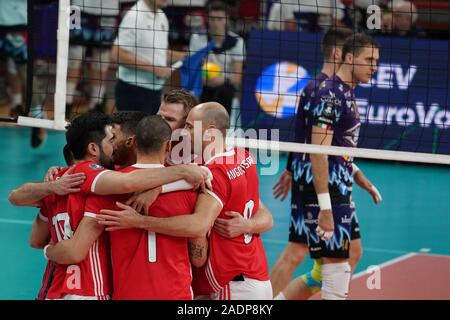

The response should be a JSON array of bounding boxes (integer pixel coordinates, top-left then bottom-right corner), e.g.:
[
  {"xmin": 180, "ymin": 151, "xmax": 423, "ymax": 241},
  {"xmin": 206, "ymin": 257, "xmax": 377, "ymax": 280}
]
[
  {"xmin": 287, "ymin": 72, "xmax": 329, "ymax": 171},
  {"xmin": 291, "ymin": 75, "xmax": 360, "ymax": 204}
]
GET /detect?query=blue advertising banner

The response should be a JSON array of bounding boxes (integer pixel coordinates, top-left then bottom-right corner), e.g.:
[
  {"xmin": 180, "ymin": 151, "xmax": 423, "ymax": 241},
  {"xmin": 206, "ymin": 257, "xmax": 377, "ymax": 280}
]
[{"xmin": 240, "ymin": 30, "xmax": 450, "ymax": 155}]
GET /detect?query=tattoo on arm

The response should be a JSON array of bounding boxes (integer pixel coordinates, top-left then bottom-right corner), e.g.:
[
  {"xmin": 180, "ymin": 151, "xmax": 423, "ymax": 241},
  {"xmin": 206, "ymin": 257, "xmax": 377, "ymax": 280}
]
[{"xmin": 188, "ymin": 242, "xmax": 205, "ymax": 260}]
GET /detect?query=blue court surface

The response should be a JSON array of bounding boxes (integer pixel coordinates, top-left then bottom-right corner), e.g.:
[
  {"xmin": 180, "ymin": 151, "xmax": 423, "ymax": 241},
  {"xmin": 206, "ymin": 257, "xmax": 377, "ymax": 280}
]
[{"xmin": 1, "ymin": 126, "xmax": 449, "ymax": 299}]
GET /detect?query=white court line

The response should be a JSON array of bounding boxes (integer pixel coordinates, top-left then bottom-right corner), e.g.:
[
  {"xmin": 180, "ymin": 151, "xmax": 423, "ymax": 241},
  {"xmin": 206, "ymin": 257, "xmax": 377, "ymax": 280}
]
[
  {"xmin": 352, "ymin": 252, "xmax": 418, "ymax": 280},
  {"xmin": 0, "ymin": 218, "xmax": 33, "ymax": 225},
  {"xmin": 415, "ymin": 252, "xmax": 450, "ymax": 259}
]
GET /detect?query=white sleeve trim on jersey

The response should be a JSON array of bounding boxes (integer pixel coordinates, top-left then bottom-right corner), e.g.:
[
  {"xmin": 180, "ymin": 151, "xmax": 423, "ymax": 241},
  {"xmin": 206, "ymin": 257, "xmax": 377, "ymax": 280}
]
[
  {"xmin": 38, "ymin": 212, "xmax": 48, "ymax": 223},
  {"xmin": 84, "ymin": 212, "xmax": 98, "ymax": 219},
  {"xmin": 91, "ymin": 170, "xmax": 111, "ymax": 193},
  {"xmin": 206, "ymin": 190, "xmax": 223, "ymax": 208},
  {"xmin": 162, "ymin": 179, "xmax": 193, "ymax": 193}
]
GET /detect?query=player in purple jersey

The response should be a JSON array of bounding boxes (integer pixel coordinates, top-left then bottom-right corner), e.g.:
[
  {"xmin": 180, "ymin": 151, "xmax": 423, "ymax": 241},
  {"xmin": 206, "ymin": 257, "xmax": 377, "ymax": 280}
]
[
  {"xmin": 308, "ymin": 33, "xmax": 379, "ymax": 300},
  {"xmin": 271, "ymin": 28, "xmax": 354, "ymax": 297}
]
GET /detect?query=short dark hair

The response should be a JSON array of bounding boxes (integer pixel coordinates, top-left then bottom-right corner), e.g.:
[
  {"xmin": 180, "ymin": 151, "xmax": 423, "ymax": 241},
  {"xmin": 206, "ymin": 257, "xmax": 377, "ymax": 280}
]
[
  {"xmin": 162, "ymin": 89, "xmax": 198, "ymax": 117},
  {"xmin": 208, "ymin": 1, "xmax": 228, "ymax": 15},
  {"xmin": 136, "ymin": 115, "xmax": 172, "ymax": 155},
  {"xmin": 110, "ymin": 111, "xmax": 149, "ymax": 136},
  {"xmin": 65, "ymin": 112, "xmax": 111, "ymax": 161},
  {"xmin": 63, "ymin": 144, "xmax": 74, "ymax": 166},
  {"xmin": 322, "ymin": 28, "xmax": 354, "ymax": 59},
  {"xmin": 342, "ymin": 33, "xmax": 380, "ymax": 61}
]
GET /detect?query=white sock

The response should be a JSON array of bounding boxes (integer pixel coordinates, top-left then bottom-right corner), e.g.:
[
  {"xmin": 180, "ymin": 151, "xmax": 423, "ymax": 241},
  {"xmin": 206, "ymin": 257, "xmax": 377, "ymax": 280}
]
[
  {"xmin": 66, "ymin": 82, "xmax": 77, "ymax": 104},
  {"xmin": 88, "ymin": 85, "xmax": 106, "ymax": 109},
  {"xmin": 12, "ymin": 93, "xmax": 22, "ymax": 106},
  {"xmin": 274, "ymin": 292, "xmax": 286, "ymax": 300},
  {"xmin": 321, "ymin": 262, "xmax": 351, "ymax": 300}
]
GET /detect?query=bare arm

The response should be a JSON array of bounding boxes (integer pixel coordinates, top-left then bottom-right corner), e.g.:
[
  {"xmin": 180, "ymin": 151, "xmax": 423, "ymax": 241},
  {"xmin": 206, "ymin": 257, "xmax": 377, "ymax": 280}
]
[
  {"xmin": 310, "ymin": 125, "xmax": 334, "ymax": 238},
  {"xmin": 310, "ymin": 125, "xmax": 333, "ymax": 195},
  {"xmin": 45, "ymin": 217, "xmax": 104, "ymax": 265},
  {"xmin": 30, "ymin": 215, "xmax": 50, "ymax": 249},
  {"xmin": 167, "ymin": 49, "xmax": 186, "ymax": 64},
  {"xmin": 8, "ymin": 167, "xmax": 85, "ymax": 207},
  {"xmin": 98, "ymin": 193, "xmax": 222, "ymax": 238},
  {"xmin": 9, "ymin": 182, "xmax": 54, "ymax": 207},
  {"xmin": 94, "ymin": 165, "xmax": 207, "ymax": 195},
  {"xmin": 111, "ymin": 45, "xmax": 153, "ymax": 72},
  {"xmin": 353, "ymin": 165, "xmax": 382, "ymax": 204},
  {"xmin": 111, "ymin": 45, "xmax": 171, "ymax": 79},
  {"xmin": 188, "ymin": 236, "xmax": 208, "ymax": 268},
  {"xmin": 249, "ymin": 200, "xmax": 273, "ymax": 233},
  {"xmin": 213, "ymin": 199, "xmax": 273, "ymax": 238},
  {"xmin": 231, "ymin": 61, "xmax": 243, "ymax": 89}
]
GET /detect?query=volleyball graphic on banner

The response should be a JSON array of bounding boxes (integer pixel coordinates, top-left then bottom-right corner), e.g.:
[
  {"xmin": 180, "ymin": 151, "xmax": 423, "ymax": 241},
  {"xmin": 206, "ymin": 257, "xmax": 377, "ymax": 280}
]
[{"xmin": 255, "ymin": 62, "xmax": 311, "ymax": 119}]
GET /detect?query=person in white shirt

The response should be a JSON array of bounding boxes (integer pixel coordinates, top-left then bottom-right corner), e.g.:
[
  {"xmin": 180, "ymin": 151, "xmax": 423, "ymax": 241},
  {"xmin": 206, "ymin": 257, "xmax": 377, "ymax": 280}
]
[{"xmin": 112, "ymin": 0, "xmax": 184, "ymax": 114}]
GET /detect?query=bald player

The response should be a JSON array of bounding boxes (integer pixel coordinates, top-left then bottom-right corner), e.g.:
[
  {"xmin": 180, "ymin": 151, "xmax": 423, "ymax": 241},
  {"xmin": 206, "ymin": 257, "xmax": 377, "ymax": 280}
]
[{"xmin": 98, "ymin": 102, "xmax": 272, "ymax": 300}]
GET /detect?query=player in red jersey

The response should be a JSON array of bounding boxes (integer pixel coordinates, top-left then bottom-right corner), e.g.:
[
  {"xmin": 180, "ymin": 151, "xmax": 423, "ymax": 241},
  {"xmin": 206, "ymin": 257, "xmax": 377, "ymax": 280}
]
[
  {"xmin": 88, "ymin": 116, "xmax": 208, "ymax": 299},
  {"xmin": 126, "ymin": 90, "xmax": 274, "ymax": 241},
  {"xmin": 31, "ymin": 145, "xmax": 76, "ymax": 300},
  {"xmin": 9, "ymin": 113, "xmax": 209, "ymax": 300},
  {"xmin": 98, "ymin": 103, "xmax": 273, "ymax": 300}
]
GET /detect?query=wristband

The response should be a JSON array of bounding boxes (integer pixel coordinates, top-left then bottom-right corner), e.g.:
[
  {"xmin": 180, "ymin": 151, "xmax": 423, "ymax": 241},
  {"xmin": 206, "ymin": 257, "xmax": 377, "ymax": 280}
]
[
  {"xmin": 317, "ymin": 193, "xmax": 332, "ymax": 211},
  {"xmin": 43, "ymin": 244, "xmax": 50, "ymax": 260}
]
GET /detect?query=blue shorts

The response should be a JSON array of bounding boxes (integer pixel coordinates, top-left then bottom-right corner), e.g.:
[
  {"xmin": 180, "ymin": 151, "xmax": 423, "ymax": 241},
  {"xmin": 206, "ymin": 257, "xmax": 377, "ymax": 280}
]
[
  {"xmin": 302, "ymin": 204, "xmax": 353, "ymax": 259},
  {"xmin": 0, "ymin": 31, "xmax": 27, "ymax": 64},
  {"xmin": 289, "ymin": 189, "xmax": 360, "ymax": 244}
]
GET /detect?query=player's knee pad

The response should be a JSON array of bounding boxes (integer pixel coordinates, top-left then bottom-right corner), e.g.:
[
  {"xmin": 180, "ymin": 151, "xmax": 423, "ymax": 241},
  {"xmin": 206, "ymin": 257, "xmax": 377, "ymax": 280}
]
[
  {"xmin": 321, "ymin": 262, "xmax": 351, "ymax": 300},
  {"xmin": 91, "ymin": 48, "xmax": 111, "ymax": 73},
  {"xmin": 68, "ymin": 45, "xmax": 84, "ymax": 69},
  {"xmin": 300, "ymin": 260, "xmax": 322, "ymax": 293}
]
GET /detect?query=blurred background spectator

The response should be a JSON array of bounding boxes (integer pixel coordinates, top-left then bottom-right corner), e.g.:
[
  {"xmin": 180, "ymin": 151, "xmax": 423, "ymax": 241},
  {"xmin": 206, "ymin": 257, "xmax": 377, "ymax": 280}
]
[
  {"xmin": 188, "ymin": 1, "xmax": 245, "ymax": 115},
  {"xmin": 390, "ymin": 0, "xmax": 426, "ymax": 37},
  {"xmin": 164, "ymin": 0, "xmax": 207, "ymax": 48},
  {"xmin": 266, "ymin": 0, "xmax": 347, "ymax": 31},
  {"xmin": 0, "ymin": 0, "xmax": 28, "ymax": 118}
]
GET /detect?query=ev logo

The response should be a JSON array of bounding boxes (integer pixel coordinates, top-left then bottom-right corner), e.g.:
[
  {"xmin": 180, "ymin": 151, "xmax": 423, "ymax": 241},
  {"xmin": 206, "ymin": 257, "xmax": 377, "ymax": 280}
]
[
  {"xmin": 366, "ymin": 265, "xmax": 381, "ymax": 290},
  {"xmin": 255, "ymin": 62, "xmax": 311, "ymax": 119}
]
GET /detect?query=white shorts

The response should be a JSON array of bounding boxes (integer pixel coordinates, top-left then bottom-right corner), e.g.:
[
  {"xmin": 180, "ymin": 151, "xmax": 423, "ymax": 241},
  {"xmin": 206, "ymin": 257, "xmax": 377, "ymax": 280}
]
[
  {"xmin": 48, "ymin": 294, "xmax": 110, "ymax": 300},
  {"xmin": 211, "ymin": 276, "xmax": 273, "ymax": 300}
]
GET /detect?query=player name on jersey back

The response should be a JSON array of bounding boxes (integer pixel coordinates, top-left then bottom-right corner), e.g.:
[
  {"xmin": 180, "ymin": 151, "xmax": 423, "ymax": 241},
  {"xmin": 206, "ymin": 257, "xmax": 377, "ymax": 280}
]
[{"xmin": 226, "ymin": 155, "xmax": 255, "ymax": 180}]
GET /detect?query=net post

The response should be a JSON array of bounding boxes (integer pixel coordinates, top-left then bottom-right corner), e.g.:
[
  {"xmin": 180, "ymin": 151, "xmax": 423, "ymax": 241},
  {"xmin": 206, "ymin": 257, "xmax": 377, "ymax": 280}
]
[{"xmin": 53, "ymin": 0, "xmax": 71, "ymax": 130}]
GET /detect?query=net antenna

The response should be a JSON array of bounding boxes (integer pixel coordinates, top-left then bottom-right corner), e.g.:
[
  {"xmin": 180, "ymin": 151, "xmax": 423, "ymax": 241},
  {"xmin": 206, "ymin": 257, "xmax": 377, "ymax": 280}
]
[{"xmin": 17, "ymin": 0, "xmax": 70, "ymax": 131}]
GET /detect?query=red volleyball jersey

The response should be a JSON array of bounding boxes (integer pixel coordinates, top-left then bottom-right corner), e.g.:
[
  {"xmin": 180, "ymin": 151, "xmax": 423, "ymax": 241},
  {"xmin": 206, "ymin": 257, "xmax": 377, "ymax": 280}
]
[
  {"xmin": 85, "ymin": 164, "xmax": 198, "ymax": 300},
  {"xmin": 41, "ymin": 161, "xmax": 112, "ymax": 299},
  {"xmin": 193, "ymin": 148, "xmax": 269, "ymax": 294}
]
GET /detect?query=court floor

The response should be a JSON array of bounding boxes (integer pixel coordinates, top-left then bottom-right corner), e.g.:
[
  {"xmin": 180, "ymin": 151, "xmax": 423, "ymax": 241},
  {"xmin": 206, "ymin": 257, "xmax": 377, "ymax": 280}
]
[{"xmin": 1, "ymin": 126, "xmax": 449, "ymax": 299}]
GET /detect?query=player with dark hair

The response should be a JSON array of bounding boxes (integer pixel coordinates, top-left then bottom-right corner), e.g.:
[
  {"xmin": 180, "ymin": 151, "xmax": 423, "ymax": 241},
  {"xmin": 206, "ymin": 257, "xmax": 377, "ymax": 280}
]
[
  {"xmin": 85, "ymin": 115, "xmax": 208, "ymax": 299},
  {"xmin": 298, "ymin": 33, "xmax": 379, "ymax": 300},
  {"xmin": 9, "ymin": 112, "xmax": 209, "ymax": 299},
  {"xmin": 109, "ymin": 111, "xmax": 149, "ymax": 168},
  {"xmin": 271, "ymin": 27, "xmax": 355, "ymax": 296},
  {"xmin": 98, "ymin": 103, "xmax": 273, "ymax": 300}
]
